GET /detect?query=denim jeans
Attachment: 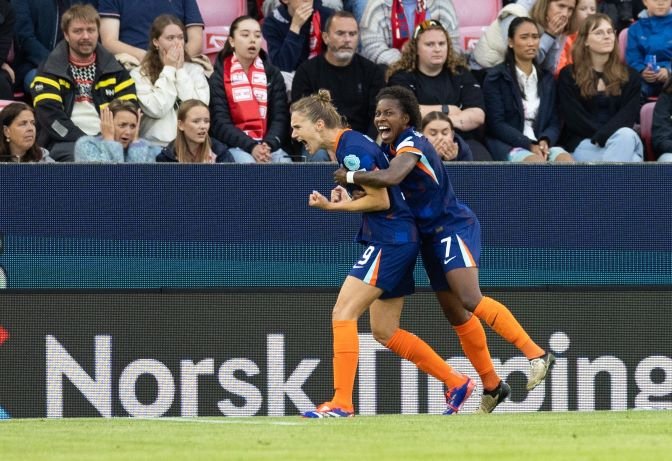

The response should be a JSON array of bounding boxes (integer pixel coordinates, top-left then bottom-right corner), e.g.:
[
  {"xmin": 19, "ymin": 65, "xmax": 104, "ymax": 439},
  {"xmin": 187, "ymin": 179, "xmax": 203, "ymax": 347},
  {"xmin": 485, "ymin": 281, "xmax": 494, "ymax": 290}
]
[
  {"xmin": 572, "ymin": 127, "xmax": 643, "ymax": 162},
  {"xmin": 228, "ymin": 147, "xmax": 292, "ymax": 164}
]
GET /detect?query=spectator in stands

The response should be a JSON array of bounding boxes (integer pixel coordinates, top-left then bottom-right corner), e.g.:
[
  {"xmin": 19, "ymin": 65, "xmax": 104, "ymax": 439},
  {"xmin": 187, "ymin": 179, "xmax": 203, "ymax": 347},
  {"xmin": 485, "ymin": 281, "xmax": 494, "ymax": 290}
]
[
  {"xmin": 131, "ymin": 15, "xmax": 210, "ymax": 147},
  {"xmin": 31, "ymin": 4, "xmax": 138, "ymax": 162},
  {"xmin": 342, "ymin": 0, "xmax": 366, "ymax": 22},
  {"xmin": 652, "ymin": 79, "xmax": 672, "ymax": 162},
  {"xmin": 420, "ymin": 111, "xmax": 473, "ymax": 161},
  {"xmin": 262, "ymin": 0, "xmax": 342, "ymax": 18},
  {"xmin": 387, "ymin": 19, "xmax": 491, "ymax": 161},
  {"xmin": 483, "ymin": 17, "xmax": 573, "ymax": 162},
  {"xmin": 556, "ymin": 0, "xmax": 596, "ymax": 76},
  {"xmin": 156, "ymin": 99, "xmax": 233, "ymax": 163},
  {"xmin": 210, "ymin": 16, "xmax": 291, "ymax": 163},
  {"xmin": 98, "ymin": 0, "xmax": 204, "ymax": 68},
  {"xmin": 471, "ymin": 0, "xmax": 576, "ymax": 75},
  {"xmin": 0, "ymin": 102, "xmax": 53, "ymax": 162},
  {"xmin": 0, "ymin": 0, "xmax": 14, "ymax": 99},
  {"xmin": 74, "ymin": 98, "xmax": 159, "ymax": 162},
  {"xmin": 360, "ymin": 0, "xmax": 460, "ymax": 66},
  {"xmin": 558, "ymin": 13, "xmax": 642, "ymax": 161},
  {"xmin": 625, "ymin": 0, "xmax": 672, "ymax": 99},
  {"xmin": 291, "ymin": 10, "xmax": 384, "ymax": 161},
  {"xmin": 11, "ymin": 0, "xmax": 98, "ymax": 96},
  {"xmin": 262, "ymin": 0, "xmax": 334, "ymax": 92},
  {"xmin": 599, "ymin": 0, "xmax": 634, "ymax": 31}
]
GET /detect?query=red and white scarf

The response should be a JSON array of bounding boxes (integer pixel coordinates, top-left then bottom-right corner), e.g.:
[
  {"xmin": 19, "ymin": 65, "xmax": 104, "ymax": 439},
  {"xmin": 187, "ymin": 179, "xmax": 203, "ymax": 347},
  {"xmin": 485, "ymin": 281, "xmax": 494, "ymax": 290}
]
[
  {"xmin": 223, "ymin": 54, "xmax": 268, "ymax": 141},
  {"xmin": 391, "ymin": 0, "xmax": 427, "ymax": 51},
  {"xmin": 308, "ymin": 11, "xmax": 323, "ymax": 59}
]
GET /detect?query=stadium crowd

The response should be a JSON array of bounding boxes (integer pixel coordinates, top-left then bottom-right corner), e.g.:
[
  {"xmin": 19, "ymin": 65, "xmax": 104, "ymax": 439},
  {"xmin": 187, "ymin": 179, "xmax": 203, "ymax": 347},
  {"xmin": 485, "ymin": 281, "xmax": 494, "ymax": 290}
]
[{"xmin": 2, "ymin": 0, "xmax": 672, "ymax": 164}]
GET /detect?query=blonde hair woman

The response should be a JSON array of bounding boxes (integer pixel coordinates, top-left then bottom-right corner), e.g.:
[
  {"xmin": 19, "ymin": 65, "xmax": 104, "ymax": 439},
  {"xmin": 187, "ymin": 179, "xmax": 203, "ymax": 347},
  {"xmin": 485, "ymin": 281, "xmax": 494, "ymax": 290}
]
[
  {"xmin": 156, "ymin": 100, "xmax": 233, "ymax": 163},
  {"xmin": 388, "ymin": 19, "xmax": 491, "ymax": 160}
]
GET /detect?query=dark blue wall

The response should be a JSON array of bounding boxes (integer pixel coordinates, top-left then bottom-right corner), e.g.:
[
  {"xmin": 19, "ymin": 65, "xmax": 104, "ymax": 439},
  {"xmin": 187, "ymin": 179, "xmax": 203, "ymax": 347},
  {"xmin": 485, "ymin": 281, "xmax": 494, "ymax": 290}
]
[{"xmin": 0, "ymin": 164, "xmax": 670, "ymax": 288}]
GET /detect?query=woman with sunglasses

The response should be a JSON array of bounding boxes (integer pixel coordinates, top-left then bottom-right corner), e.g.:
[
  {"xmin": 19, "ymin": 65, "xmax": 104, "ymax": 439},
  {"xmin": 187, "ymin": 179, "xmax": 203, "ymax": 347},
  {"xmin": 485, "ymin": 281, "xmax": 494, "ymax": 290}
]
[
  {"xmin": 387, "ymin": 19, "xmax": 491, "ymax": 160},
  {"xmin": 359, "ymin": 0, "xmax": 460, "ymax": 66}
]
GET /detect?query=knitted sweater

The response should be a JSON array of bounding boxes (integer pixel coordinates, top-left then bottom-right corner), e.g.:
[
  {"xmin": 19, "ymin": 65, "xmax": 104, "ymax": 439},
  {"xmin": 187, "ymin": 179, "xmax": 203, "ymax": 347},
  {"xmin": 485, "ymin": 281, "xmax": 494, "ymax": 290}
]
[{"xmin": 359, "ymin": 0, "xmax": 461, "ymax": 65}]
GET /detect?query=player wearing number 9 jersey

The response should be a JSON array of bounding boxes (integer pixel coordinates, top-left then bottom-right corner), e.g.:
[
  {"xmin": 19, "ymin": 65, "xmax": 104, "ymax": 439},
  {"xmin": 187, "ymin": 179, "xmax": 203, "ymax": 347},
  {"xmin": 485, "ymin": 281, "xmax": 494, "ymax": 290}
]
[
  {"xmin": 291, "ymin": 89, "xmax": 475, "ymax": 418},
  {"xmin": 335, "ymin": 86, "xmax": 556, "ymax": 414}
]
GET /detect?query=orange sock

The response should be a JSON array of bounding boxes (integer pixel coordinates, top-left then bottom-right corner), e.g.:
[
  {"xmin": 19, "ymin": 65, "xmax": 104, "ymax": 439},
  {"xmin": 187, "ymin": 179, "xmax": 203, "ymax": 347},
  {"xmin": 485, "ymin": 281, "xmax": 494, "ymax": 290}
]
[
  {"xmin": 453, "ymin": 315, "xmax": 501, "ymax": 392},
  {"xmin": 331, "ymin": 320, "xmax": 358, "ymax": 410},
  {"xmin": 474, "ymin": 297, "xmax": 544, "ymax": 360},
  {"xmin": 386, "ymin": 329, "xmax": 467, "ymax": 389}
]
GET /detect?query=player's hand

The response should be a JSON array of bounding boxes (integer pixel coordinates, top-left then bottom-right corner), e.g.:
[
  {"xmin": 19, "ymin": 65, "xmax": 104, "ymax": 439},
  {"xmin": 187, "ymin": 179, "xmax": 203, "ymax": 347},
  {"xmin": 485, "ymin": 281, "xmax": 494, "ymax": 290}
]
[
  {"xmin": 330, "ymin": 185, "xmax": 351, "ymax": 203},
  {"xmin": 100, "ymin": 107, "xmax": 115, "ymax": 141},
  {"xmin": 333, "ymin": 167, "xmax": 348, "ymax": 186},
  {"xmin": 308, "ymin": 190, "xmax": 330, "ymax": 209}
]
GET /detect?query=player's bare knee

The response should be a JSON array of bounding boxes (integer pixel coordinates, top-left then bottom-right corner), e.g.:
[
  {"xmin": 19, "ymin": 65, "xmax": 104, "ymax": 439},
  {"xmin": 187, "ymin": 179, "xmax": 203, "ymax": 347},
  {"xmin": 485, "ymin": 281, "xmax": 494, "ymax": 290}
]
[
  {"xmin": 455, "ymin": 291, "xmax": 482, "ymax": 311},
  {"xmin": 371, "ymin": 328, "xmax": 393, "ymax": 346},
  {"xmin": 331, "ymin": 302, "xmax": 362, "ymax": 321}
]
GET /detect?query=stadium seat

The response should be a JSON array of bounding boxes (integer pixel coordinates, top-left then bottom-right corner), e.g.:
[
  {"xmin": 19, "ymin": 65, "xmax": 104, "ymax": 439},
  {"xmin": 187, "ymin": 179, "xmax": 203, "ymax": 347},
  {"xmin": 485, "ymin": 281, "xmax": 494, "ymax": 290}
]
[
  {"xmin": 618, "ymin": 27, "xmax": 628, "ymax": 64},
  {"xmin": 197, "ymin": 0, "xmax": 247, "ymax": 62},
  {"xmin": 639, "ymin": 101, "xmax": 656, "ymax": 161},
  {"xmin": 452, "ymin": 0, "xmax": 502, "ymax": 52}
]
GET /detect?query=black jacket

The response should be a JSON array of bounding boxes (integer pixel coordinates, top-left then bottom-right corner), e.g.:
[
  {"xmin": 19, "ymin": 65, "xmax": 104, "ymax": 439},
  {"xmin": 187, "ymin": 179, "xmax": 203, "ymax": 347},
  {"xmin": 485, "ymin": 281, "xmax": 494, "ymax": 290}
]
[
  {"xmin": 652, "ymin": 91, "xmax": 672, "ymax": 159},
  {"xmin": 557, "ymin": 65, "xmax": 641, "ymax": 152},
  {"xmin": 156, "ymin": 138, "xmax": 234, "ymax": 163},
  {"xmin": 208, "ymin": 53, "xmax": 288, "ymax": 153},
  {"xmin": 31, "ymin": 41, "xmax": 138, "ymax": 149},
  {"xmin": 483, "ymin": 63, "xmax": 561, "ymax": 161}
]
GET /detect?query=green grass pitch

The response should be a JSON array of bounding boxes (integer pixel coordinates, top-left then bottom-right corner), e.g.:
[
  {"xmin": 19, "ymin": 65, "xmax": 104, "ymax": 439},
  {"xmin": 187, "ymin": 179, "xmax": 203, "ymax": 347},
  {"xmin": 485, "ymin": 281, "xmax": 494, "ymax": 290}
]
[{"xmin": 2, "ymin": 411, "xmax": 671, "ymax": 460}]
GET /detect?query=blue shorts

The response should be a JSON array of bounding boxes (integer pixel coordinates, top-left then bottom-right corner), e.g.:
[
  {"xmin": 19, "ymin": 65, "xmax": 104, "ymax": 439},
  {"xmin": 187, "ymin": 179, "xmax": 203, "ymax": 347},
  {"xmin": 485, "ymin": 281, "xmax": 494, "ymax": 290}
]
[
  {"xmin": 420, "ymin": 222, "xmax": 481, "ymax": 292},
  {"xmin": 349, "ymin": 242, "xmax": 419, "ymax": 299}
]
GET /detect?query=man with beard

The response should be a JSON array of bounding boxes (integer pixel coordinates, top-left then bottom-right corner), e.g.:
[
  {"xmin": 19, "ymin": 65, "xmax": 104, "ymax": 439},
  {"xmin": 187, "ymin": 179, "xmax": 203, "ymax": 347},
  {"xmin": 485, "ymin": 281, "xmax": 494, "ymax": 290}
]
[
  {"xmin": 291, "ymin": 10, "xmax": 384, "ymax": 161},
  {"xmin": 30, "ymin": 4, "xmax": 137, "ymax": 161}
]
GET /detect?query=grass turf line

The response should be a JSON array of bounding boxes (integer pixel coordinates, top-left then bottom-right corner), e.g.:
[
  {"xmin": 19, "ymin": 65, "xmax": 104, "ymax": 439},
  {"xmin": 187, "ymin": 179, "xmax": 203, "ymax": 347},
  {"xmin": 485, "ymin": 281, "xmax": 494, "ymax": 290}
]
[{"xmin": 1, "ymin": 411, "xmax": 671, "ymax": 461}]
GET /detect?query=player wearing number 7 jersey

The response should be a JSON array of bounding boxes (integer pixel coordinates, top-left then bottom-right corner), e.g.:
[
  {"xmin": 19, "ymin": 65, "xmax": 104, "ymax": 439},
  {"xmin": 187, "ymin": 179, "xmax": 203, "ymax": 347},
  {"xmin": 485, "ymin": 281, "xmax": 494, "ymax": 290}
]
[
  {"xmin": 335, "ymin": 86, "xmax": 555, "ymax": 413},
  {"xmin": 291, "ymin": 89, "xmax": 475, "ymax": 418}
]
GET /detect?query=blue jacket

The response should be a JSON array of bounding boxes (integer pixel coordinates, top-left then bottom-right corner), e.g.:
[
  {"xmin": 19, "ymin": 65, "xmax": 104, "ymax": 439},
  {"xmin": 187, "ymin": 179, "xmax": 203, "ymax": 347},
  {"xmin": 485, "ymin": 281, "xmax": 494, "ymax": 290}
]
[
  {"xmin": 482, "ymin": 63, "xmax": 561, "ymax": 161},
  {"xmin": 74, "ymin": 136, "xmax": 160, "ymax": 163},
  {"xmin": 625, "ymin": 12, "xmax": 672, "ymax": 73},
  {"xmin": 261, "ymin": 0, "xmax": 333, "ymax": 73}
]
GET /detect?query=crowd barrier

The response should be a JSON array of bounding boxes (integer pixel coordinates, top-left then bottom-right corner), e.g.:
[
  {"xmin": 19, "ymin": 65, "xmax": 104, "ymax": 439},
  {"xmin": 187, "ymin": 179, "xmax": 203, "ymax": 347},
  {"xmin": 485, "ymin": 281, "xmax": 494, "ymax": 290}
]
[{"xmin": 0, "ymin": 163, "xmax": 670, "ymax": 289}]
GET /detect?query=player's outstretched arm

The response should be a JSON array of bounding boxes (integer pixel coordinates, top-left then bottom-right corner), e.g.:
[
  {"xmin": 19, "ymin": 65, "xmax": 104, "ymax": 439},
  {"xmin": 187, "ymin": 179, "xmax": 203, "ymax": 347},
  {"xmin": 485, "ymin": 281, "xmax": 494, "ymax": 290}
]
[
  {"xmin": 333, "ymin": 154, "xmax": 418, "ymax": 187},
  {"xmin": 308, "ymin": 184, "xmax": 389, "ymax": 212}
]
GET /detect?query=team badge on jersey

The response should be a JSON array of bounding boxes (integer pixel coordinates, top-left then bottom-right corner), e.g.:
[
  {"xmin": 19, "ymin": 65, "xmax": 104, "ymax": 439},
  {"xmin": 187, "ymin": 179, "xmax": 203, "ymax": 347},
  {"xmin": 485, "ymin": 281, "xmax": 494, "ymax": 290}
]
[{"xmin": 343, "ymin": 154, "xmax": 360, "ymax": 171}]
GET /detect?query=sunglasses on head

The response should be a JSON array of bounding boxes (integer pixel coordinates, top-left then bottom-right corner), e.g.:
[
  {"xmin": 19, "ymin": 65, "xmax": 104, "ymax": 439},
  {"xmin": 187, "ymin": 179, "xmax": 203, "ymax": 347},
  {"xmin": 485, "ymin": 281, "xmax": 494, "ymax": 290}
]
[{"xmin": 413, "ymin": 19, "xmax": 445, "ymax": 40}]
